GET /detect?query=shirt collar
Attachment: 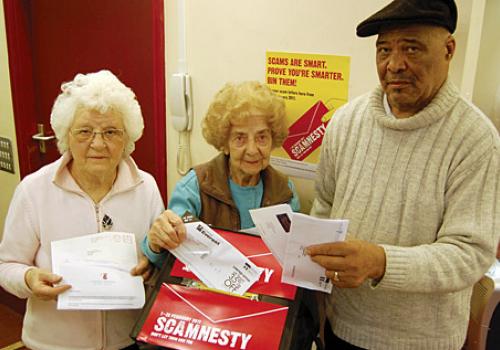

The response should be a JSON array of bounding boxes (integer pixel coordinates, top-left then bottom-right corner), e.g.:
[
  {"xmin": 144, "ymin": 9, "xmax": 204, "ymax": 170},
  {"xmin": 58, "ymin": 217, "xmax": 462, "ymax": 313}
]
[{"xmin": 383, "ymin": 93, "xmax": 396, "ymax": 118}]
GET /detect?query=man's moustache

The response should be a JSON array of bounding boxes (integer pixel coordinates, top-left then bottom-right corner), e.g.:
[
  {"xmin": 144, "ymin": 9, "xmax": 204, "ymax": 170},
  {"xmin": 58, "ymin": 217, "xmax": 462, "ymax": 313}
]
[{"xmin": 386, "ymin": 76, "xmax": 414, "ymax": 84}]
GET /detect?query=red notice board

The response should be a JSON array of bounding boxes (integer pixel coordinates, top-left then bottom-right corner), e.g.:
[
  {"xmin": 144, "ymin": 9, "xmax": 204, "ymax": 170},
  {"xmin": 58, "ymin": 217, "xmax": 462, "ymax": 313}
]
[{"xmin": 131, "ymin": 228, "xmax": 304, "ymax": 350}]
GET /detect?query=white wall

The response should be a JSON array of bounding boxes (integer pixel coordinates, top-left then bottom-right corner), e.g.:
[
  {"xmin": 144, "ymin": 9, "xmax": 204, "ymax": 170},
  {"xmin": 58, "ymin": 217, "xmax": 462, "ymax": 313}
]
[
  {"xmin": 0, "ymin": 0, "xmax": 495, "ymax": 235},
  {"xmin": 473, "ymin": 0, "xmax": 500, "ymax": 131},
  {"xmin": 0, "ymin": 0, "xmax": 20, "ymax": 240},
  {"xmin": 164, "ymin": 0, "xmax": 477, "ymax": 212}
]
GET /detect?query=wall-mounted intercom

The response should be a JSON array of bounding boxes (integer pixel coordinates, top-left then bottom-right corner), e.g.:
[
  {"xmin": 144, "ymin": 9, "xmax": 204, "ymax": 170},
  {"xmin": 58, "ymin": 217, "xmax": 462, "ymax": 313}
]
[{"xmin": 169, "ymin": 73, "xmax": 193, "ymax": 132}]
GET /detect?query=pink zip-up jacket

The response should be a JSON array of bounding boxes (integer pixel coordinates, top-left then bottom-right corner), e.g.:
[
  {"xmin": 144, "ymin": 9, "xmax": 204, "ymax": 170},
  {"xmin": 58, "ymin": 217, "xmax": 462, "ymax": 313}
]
[{"xmin": 0, "ymin": 153, "xmax": 164, "ymax": 350}]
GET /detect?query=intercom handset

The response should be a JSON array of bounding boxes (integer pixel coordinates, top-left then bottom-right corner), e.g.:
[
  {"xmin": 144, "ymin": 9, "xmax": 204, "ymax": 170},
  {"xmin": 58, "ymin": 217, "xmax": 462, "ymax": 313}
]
[{"xmin": 169, "ymin": 73, "xmax": 193, "ymax": 132}]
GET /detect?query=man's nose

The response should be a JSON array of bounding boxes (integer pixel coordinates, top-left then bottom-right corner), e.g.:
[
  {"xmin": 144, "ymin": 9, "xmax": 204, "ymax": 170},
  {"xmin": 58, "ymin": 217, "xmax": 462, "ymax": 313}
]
[{"xmin": 387, "ymin": 51, "xmax": 406, "ymax": 73}]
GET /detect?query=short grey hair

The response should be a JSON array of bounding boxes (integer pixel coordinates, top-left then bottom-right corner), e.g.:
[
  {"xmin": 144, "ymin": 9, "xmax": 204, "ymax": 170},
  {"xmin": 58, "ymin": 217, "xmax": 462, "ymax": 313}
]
[{"xmin": 50, "ymin": 70, "xmax": 144, "ymax": 156}]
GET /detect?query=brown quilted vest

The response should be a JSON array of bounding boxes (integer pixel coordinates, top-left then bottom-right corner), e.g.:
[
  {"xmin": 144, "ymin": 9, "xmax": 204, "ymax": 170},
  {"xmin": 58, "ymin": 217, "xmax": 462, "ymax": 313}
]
[{"xmin": 193, "ymin": 153, "xmax": 293, "ymax": 231}]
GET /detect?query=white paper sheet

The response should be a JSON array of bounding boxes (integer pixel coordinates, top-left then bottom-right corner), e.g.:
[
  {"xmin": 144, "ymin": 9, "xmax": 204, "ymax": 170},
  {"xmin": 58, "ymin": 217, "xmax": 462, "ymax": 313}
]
[
  {"xmin": 238, "ymin": 226, "xmax": 260, "ymax": 236},
  {"xmin": 171, "ymin": 222, "xmax": 263, "ymax": 295},
  {"xmin": 51, "ymin": 232, "xmax": 145, "ymax": 310},
  {"xmin": 283, "ymin": 213, "xmax": 348, "ymax": 293},
  {"xmin": 249, "ymin": 205, "xmax": 349, "ymax": 293},
  {"xmin": 486, "ymin": 259, "xmax": 500, "ymax": 283},
  {"xmin": 249, "ymin": 204, "xmax": 293, "ymax": 265}
]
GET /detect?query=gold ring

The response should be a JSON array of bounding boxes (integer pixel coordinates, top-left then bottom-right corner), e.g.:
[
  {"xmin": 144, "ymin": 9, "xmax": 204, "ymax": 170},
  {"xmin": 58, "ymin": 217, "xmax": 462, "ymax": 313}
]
[{"xmin": 333, "ymin": 271, "xmax": 340, "ymax": 282}]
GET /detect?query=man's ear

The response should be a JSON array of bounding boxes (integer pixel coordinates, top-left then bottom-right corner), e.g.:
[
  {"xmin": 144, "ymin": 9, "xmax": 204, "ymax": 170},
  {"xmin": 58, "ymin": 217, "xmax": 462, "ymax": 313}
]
[{"xmin": 445, "ymin": 35, "xmax": 456, "ymax": 61}]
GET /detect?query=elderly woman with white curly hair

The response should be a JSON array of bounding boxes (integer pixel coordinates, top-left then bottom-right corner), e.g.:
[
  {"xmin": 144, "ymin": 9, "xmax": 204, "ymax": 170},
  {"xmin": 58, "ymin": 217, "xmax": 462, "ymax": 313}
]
[{"xmin": 0, "ymin": 70, "xmax": 166, "ymax": 350}]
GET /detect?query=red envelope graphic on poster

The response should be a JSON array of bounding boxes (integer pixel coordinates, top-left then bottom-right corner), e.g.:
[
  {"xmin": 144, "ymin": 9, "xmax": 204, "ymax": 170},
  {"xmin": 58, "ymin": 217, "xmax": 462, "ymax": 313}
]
[
  {"xmin": 170, "ymin": 229, "xmax": 297, "ymax": 300},
  {"xmin": 137, "ymin": 284, "xmax": 288, "ymax": 350},
  {"xmin": 282, "ymin": 100, "xmax": 329, "ymax": 161}
]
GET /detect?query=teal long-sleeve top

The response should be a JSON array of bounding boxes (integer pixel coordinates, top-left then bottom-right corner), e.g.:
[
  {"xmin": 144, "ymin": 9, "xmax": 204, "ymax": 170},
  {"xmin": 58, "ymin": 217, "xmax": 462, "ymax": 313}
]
[{"xmin": 141, "ymin": 169, "xmax": 300, "ymax": 267}]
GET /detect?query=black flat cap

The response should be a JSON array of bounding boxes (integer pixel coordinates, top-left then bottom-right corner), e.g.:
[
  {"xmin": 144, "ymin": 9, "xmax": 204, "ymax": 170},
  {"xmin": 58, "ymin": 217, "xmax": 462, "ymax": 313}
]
[{"xmin": 356, "ymin": 0, "xmax": 457, "ymax": 37}]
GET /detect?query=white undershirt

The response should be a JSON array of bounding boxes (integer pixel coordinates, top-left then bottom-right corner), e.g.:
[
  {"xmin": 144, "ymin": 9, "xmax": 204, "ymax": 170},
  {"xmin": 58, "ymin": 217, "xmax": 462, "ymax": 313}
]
[{"xmin": 383, "ymin": 93, "xmax": 396, "ymax": 118}]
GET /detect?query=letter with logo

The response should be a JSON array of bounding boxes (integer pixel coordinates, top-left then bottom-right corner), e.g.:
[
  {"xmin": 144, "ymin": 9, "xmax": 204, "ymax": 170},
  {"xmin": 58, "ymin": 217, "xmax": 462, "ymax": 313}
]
[
  {"xmin": 51, "ymin": 232, "xmax": 145, "ymax": 310},
  {"xmin": 170, "ymin": 228, "xmax": 297, "ymax": 300},
  {"xmin": 170, "ymin": 222, "xmax": 263, "ymax": 296}
]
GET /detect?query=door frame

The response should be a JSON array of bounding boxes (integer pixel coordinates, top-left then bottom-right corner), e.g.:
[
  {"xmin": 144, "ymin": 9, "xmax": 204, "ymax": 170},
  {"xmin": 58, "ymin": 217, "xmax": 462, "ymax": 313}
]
[{"xmin": 3, "ymin": 0, "xmax": 36, "ymax": 179}]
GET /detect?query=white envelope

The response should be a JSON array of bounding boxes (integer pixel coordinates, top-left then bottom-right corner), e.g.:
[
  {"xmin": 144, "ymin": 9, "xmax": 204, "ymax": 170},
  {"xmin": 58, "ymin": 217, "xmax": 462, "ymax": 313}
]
[
  {"xmin": 249, "ymin": 204, "xmax": 293, "ymax": 265},
  {"xmin": 283, "ymin": 212, "xmax": 348, "ymax": 293}
]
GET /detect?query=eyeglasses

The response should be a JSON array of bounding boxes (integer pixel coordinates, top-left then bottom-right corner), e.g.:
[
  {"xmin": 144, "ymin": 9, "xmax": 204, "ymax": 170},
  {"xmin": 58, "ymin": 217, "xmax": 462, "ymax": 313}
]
[{"xmin": 70, "ymin": 128, "xmax": 125, "ymax": 142}]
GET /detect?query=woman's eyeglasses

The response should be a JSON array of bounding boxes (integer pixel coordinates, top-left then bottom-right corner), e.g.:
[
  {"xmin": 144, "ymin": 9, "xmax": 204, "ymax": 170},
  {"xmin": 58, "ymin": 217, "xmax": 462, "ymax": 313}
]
[{"xmin": 70, "ymin": 128, "xmax": 124, "ymax": 142}]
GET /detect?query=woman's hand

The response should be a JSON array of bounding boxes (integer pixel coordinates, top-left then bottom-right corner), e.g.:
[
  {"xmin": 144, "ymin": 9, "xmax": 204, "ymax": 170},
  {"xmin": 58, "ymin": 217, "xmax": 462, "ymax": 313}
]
[
  {"xmin": 130, "ymin": 253, "xmax": 154, "ymax": 282},
  {"xmin": 24, "ymin": 267, "xmax": 71, "ymax": 300},
  {"xmin": 148, "ymin": 210, "xmax": 187, "ymax": 253}
]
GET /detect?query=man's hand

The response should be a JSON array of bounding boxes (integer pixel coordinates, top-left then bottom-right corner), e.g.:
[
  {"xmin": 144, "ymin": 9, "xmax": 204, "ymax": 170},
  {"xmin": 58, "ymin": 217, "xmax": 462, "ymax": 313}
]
[
  {"xmin": 24, "ymin": 267, "xmax": 71, "ymax": 300},
  {"xmin": 131, "ymin": 254, "xmax": 154, "ymax": 282},
  {"xmin": 306, "ymin": 239, "xmax": 386, "ymax": 288},
  {"xmin": 148, "ymin": 209, "xmax": 187, "ymax": 253}
]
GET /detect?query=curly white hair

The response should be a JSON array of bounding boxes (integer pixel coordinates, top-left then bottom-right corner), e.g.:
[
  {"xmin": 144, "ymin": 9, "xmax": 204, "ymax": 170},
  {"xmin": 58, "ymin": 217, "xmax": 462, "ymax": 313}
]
[{"xmin": 50, "ymin": 70, "xmax": 144, "ymax": 156}]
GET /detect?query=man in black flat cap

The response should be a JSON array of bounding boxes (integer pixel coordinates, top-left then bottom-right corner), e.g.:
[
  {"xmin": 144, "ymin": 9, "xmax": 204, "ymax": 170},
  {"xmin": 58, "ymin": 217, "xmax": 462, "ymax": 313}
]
[{"xmin": 306, "ymin": 0, "xmax": 500, "ymax": 349}]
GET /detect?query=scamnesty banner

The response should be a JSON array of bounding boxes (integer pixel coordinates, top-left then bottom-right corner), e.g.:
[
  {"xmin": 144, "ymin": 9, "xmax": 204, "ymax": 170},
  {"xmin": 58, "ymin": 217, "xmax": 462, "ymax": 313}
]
[
  {"xmin": 137, "ymin": 283, "xmax": 288, "ymax": 350},
  {"xmin": 266, "ymin": 51, "xmax": 350, "ymax": 176}
]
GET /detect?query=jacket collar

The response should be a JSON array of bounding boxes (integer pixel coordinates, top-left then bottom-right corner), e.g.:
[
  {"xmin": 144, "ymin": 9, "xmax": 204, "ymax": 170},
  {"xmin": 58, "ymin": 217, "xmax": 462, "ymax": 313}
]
[
  {"xmin": 198, "ymin": 153, "xmax": 234, "ymax": 206},
  {"xmin": 198, "ymin": 153, "xmax": 292, "ymax": 206},
  {"xmin": 52, "ymin": 152, "xmax": 143, "ymax": 197}
]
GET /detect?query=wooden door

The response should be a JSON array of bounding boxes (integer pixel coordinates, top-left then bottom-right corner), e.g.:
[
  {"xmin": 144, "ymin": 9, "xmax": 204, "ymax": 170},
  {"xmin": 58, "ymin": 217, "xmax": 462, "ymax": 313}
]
[{"xmin": 3, "ymin": 0, "xmax": 167, "ymax": 200}]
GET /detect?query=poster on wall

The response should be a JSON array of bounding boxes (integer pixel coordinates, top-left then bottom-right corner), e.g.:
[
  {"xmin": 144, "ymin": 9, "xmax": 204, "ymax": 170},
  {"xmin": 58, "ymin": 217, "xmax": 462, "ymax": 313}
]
[{"xmin": 266, "ymin": 51, "xmax": 350, "ymax": 179}]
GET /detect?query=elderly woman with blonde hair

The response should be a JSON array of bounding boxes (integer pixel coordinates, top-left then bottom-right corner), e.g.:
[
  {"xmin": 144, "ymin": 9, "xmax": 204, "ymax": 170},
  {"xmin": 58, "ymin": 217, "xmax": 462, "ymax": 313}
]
[
  {"xmin": 142, "ymin": 81, "xmax": 299, "ymax": 265},
  {"xmin": 0, "ymin": 70, "xmax": 165, "ymax": 350}
]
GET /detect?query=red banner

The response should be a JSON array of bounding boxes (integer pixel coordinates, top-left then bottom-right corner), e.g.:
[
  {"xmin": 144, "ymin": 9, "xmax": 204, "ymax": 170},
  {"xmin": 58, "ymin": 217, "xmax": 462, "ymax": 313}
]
[
  {"xmin": 137, "ymin": 284, "xmax": 288, "ymax": 350},
  {"xmin": 170, "ymin": 229, "xmax": 297, "ymax": 300}
]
